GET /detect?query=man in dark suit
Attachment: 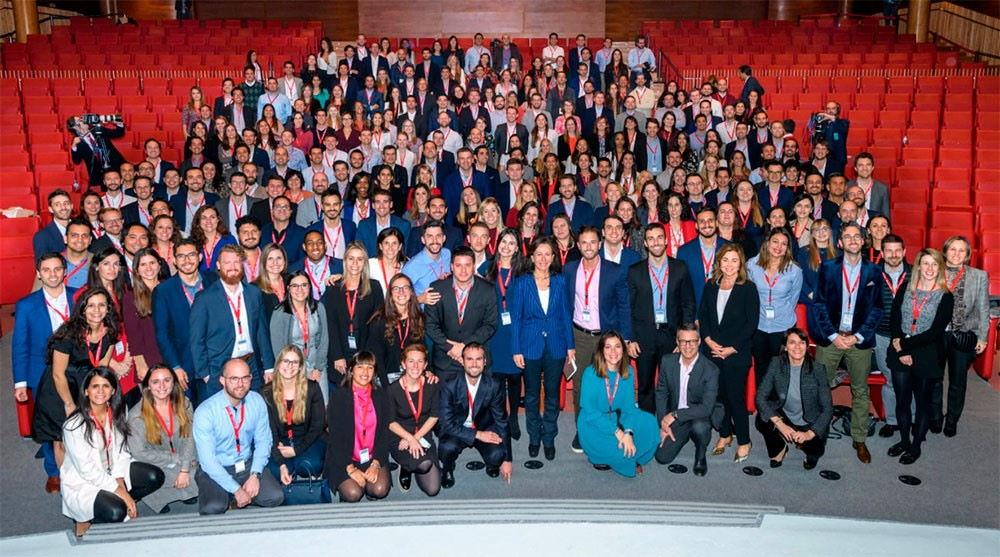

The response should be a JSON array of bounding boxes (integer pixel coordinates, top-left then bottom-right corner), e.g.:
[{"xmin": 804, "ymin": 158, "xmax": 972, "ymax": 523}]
[
  {"xmin": 212, "ymin": 77, "xmax": 236, "ymax": 117},
  {"xmin": 360, "ymin": 42, "xmax": 390, "ymax": 80},
  {"xmin": 580, "ymin": 91, "xmax": 614, "ymax": 134},
  {"xmin": 414, "ymin": 48, "xmax": 441, "ymax": 92},
  {"xmin": 457, "ymin": 89, "xmax": 490, "ymax": 137},
  {"xmin": 545, "ymin": 71, "xmax": 576, "ymax": 116},
  {"xmin": 807, "ymin": 222, "xmax": 883, "ymax": 464},
  {"xmin": 438, "ymin": 342, "xmax": 513, "ymax": 487},
  {"xmin": 13, "ymin": 253, "xmax": 76, "ymax": 489},
  {"xmin": 490, "ymin": 34, "xmax": 523, "ymax": 73},
  {"xmin": 170, "ymin": 167, "xmax": 221, "ymax": 236},
  {"xmin": 241, "ymin": 129, "xmax": 272, "ymax": 171},
  {"xmin": 224, "ymin": 88, "xmax": 256, "ymax": 135},
  {"xmin": 396, "ymin": 96, "xmax": 427, "ymax": 140},
  {"xmin": 32, "ymin": 189, "xmax": 73, "ymax": 263},
  {"xmin": 406, "ymin": 196, "xmax": 464, "ymax": 257},
  {"xmin": 414, "ymin": 77, "xmax": 437, "ymax": 115},
  {"xmin": 627, "ymin": 223, "xmax": 697, "ymax": 414},
  {"xmin": 804, "ymin": 171, "xmax": 839, "ymax": 223},
  {"xmin": 152, "ymin": 239, "xmax": 217, "ymax": 403},
  {"xmin": 441, "ymin": 148, "xmax": 492, "ymax": 225},
  {"xmin": 493, "ymin": 106, "xmax": 529, "ymax": 159},
  {"xmin": 654, "ymin": 324, "xmax": 719, "ymax": 476},
  {"xmin": 424, "ymin": 248, "xmax": 498, "ymax": 382},
  {"xmin": 333, "ymin": 62, "xmax": 360, "ymax": 104},
  {"xmin": 286, "ymin": 230, "xmax": 344, "ymax": 301},
  {"xmin": 546, "ymin": 175, "xmax": 595, "ymax": 234},
  {"xmin": 809, "ymin": 101, "xmax": 850, "ymax": 176},
  {"xmin": 676, "ymin": 207, "xmax": 729, "ymax": 309},
  {"xmin": 600, "ymin": 215, "xmax": 642, "ymax": 268},
  {"xmin": 417, "ymin": 140, "xmax": 455, "ymax": 190},
  {"xmin": 564, "ymin": 227, "xmax": 633, "ymax": 451},
  {"xmin": 68, "ymin": 116, "xmax": 126, "ymax": 186},
  {"xmin": 188, "ymin": 244, "xmax": 274, "ymax": 402},
  {"xmin": 259, "ymin": 195, "xmax": 307, "ymax": 265},
  {"xmin": 496, "ymin": 159, "xmax": 529, "ymax": 217},
  {"xmin": 738, "ymin": 65, "xmax": 765, "ymax": 103},
  {"xmin": 250, "ymin": 176, "xmax": 296, "ymax": 229},
  {"xmin": 746, "ymin": 110, "xmax": 772, "ymax": 170},
  {"xmin": 356, "ymin": 189, "xmax": 411, "ymax": 255},
  {"xmin": 466, "ymin": 65, "xmax": 494, "ymax": 95}
]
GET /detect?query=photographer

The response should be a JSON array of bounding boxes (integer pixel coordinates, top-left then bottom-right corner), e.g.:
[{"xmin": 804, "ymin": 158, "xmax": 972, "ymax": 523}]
[
  {"xmin": 807, "ymin": 101, "xmax": 849, "ymax": 175},
  {"xmin": 69, "ymin": 115, "xmax": 126, "ymax": 187}
]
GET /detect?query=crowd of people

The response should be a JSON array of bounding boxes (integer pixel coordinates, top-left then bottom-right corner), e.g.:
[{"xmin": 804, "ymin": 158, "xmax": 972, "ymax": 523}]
[{"xmin": 13, "ymin": 31, "xmax": 992, "ymax": 537}]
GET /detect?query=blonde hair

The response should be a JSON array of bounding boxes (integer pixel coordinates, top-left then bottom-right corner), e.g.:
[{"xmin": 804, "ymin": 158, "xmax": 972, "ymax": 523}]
[
  {"xmin": 254, "ymin": 243, "xmax": 288, "ymax": 294},
  {"xmin": 271, "ymin": 345, "xmax": 309, "ymax": 424},
  {"xmin": 456, "ymin": 187, "xmax": 482, "ymax": 226},
  {"xmin": 910, "ymin": 248, "xmax": 949, "ymax": 294},
  {"xmin": 341, "ymin": 241, "xmax": 373, "ymax": 299},
  {"xmin": 140, "ymin": 365, "xmax": 192, "ymax": 446}
]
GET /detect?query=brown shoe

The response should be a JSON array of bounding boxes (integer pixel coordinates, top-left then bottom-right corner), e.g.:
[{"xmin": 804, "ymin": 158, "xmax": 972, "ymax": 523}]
[
  {"xmin": 45, "ymin": 476, "xmax": 60, "ymax": 493},
  {"xmin": 853, "ymin": 442, "xmax": 871, "ymax": 464}
]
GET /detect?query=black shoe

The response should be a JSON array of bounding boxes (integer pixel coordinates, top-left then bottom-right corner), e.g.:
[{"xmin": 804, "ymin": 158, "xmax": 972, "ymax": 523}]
[
  {"xmin": 803, "ymin": 458, "xmax": 817, "ymax": 470},
  {"xmin": 770, "ymin": 445, "xmax": 788, "ymax": 468},
  {"xmin": 398, "ymin": 469, "xmax": 412, "ymax": 492},
  {"xmin": 878, "ymin": 424, "xmax": 898, "ymax": 438},
  {"xmin": 181, "ymin": 496, "xmax": 198, "ymax": 505},
  {"xmin": 510, "ymin": 418, "xmax": 522, "ymax": 441},
  {"xmin": 693, "ymin": 457, "xmax": 707, "ymax": 476},
  {"xmin": 929, "ymin": 419, "xmax": 943, "ymax": 434},
  {"xmin": 158, "ymin": 505, "xmax": 171, "ymax": 514},
  {"xmin": 544, "ymin": 446, "xmax": 556, "ymax": 461},
  {"xmin": 943, "ymin": 422, "xmax": 957, "ymax": 438},
  {"xmin": 528, "ymin": 444, "xmax": 540, "ymax": 458},
  {"xmin": 571, "ymin": 434, "xmax": 583, "ymax": 454},
  {"xmin": 593, "ymin": 464, "xmax": 612, "ymax": 471},
  {"xmin": 485, "ymin": 465, "xmax": 500, "ymax": 478},
  {"xmin": 887, "ymin": 442, "xmax": 909, "ymax": 458},
  {"xmin": 441, "ymin": 470, "xmax": 455, "ymax": 489},
  {"xmin": 899, "ymin": 448, "xmax": 921, "ymax": 465}
]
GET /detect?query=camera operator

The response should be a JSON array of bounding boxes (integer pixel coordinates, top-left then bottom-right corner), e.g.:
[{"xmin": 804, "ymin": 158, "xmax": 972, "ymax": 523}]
[
  {"xmin": 68, "ymin": 115, "xmax": 126, "ymax": 187},
  {"xmin": 807, "ymin": 101, "xmax": 849, "ymax": 175}
]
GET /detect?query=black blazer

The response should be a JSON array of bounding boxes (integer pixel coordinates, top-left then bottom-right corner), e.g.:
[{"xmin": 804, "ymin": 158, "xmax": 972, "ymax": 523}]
[
  {"xmin": 655, "ymin": 353, "xmax": 719, "ymax": 424},
  {"xmin": 70, "ymin": 126, "xmax": 127, "ymax": 186},
  {"xmin": 367, "ymin": 314, "xmax": 425, "ymax": 388},
  {"xmin": 261, "ymin": 380, "xmax": 326, "ymax": 467},
  {"xmin": 494, "ymin": 123, "xmax": 529, "ymax": 156},
  {"xmin": 755, "ymin": 357, "xmax": 833, "ymax": 437},
  {"xmin": 424, "ymin": 276, "xmax": 498, "ymax": 380},
  {"xmin": 626, "ymin": 257, "xmax": 696, "ymax": 344},
  {"xmin": 324, "ymin": 384, "xmax": 391, "ymax": 487},
  {"xmin": 223, "ymin": 103, "xmax": 256, "ymax": 131},
  {"xmin": 438, "ymin": 373, "xmax": 511, "ymax": 460},
  {"xmin": 322, "ymin": 279, "xmax": 385, "ymax": 382},
  {"xmin": 888, "ymin": 289, "xmax": 955, "ymax": 380},
  {"xmin": 697, "ymin": 280, "xmax": 760, "ymax": 368}
]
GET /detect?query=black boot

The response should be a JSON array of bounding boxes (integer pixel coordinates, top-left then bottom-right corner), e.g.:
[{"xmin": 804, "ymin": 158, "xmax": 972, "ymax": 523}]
[
  {"xmin": 398, "ymin": 469, "xmax": 412, "ymax": 492},
  {"xmin": 441, "ymin": 470, "xmax": 455, "ymax": 489},
  {"xmin": 510, "ymin": 415, "xmax": 521, "ymax": 441}
]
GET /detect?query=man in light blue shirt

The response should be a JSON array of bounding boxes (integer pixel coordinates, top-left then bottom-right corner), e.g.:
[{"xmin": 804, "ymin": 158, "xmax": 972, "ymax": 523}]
[
  {"xmin": 464, "ymin": 33, "xmax": 491, "ymax": 74},
  {"xmin": 193, "ymin": 358, "xmax": 284, "ymax": 514},
  {"xmin": 257, "ymin": 77, "xmax": 293, "ymax": 123},
  {"xmin": 402, "ymin": 219, "xmax": 452, "ymax": 301},
  {"xmin": 594, "ymin": 38, "xmax": 614, "ymax": 73},
  {"xmin": 626, "ymin": 35, "xmax": 656, "ymax": 83}
]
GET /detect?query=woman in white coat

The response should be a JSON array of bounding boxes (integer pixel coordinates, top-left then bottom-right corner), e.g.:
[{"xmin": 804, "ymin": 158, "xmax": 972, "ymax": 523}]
[{"xmin": 62, "ymin": 368, "xmax": 163, "ymax": 538}]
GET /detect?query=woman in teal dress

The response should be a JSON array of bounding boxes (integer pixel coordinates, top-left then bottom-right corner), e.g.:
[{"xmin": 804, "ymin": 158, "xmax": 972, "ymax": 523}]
[{"xmin": 577, "ymin": 331, "xmax": 659, "ymax": 477}]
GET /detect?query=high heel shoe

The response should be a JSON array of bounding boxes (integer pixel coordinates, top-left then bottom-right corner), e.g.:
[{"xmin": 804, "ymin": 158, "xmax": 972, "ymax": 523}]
[
  {"xmin": 711, "ymin": 436, "xmax": 733, "ymax": 456},
  {"xmin": 734, "ymin": 442, "xmax": 752, "ymax": 463},
  {"xmin": 769, "ymin": 445, "xmax": 788, "ymax": 468}
]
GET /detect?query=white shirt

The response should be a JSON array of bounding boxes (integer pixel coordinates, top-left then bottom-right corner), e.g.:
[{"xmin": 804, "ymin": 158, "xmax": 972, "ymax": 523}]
[
  {"xmin": 21, "ymin": 289, "xmax": 70, "ymax": 389},
  {"xmin": 224, "ymin": 284, "xmax": 253, "ymax": 358},
  {"xmin": 542, "ymin": 45, "xmax": 565, "ymax": 66},
  {"xmin": 716, "ymin": 287, "xmax": 733, "ymax": 323},
  {"xmin": 538, "ymin": 288, "xmax": 550, "ymax": 314},
  {"xmin": 678, "ymin": 355, "xmax": 698, "ymax": 410},
  {"xmin": 464, "ymin": 376, "xmax": 481, "ymax": 428}
]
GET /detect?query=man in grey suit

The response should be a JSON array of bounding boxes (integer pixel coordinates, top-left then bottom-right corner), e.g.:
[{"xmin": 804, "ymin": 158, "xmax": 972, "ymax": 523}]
[
  {"xmin": 655, "ymin": 324, "xmax": 719, "ymax": 476},
  {"xmin": 494, "ymin": 106, "xmax": 529, "ymax": 158},
  {"xmin": 846, "ymin": 152, "xmax": 890, "ymax": 217},
  {"xmin": 614, "ymin": 95, "xmax": 648, "ymax": 133}
]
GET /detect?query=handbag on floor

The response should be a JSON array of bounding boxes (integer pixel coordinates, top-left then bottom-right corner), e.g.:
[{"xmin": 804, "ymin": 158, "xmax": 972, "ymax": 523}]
[{"xmin": 282, "ymin": 476, "xmax": 332, "ymax": 506}]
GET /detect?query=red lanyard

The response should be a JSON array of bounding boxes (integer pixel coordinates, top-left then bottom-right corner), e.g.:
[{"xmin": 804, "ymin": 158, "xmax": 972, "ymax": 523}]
[
  {"xmin": 454, "ymin": 285, "xmax": 469, "ymax": 325},
  {"xmin": 225, "ymin": 403, "xmax": 246, "ymax": 455},
  {"xmin": 154, "ymin": 404, "xmax": 175, "ymax": 453},
  {"xmin": 520, "ymin": 236, "xmax": 532, "ymax": 256},
  {"xmin": 763, "ymin": 271, "xmax": 781, "ymax": 305},
  {"xmin": 947, "ymin": 266, "xmax": 965, "ymax": 291},
  {"xmin": 203, "ymin": 236, "xmax": 219, "ymax": 268},
  {"xmin": 45, "ymin": 296, "xmax": 70, "ymax": 322},
  {"xmin": 402, "ymin": 378, "xmax": 425, "ymax": 433},
  {"xmin": 604, "ymin": 373, "xmax": 620, "ymax": 410},
  {"xmin": 231, "ymin": 198, "xmax": 244, "ymax": 219},
  {"xmin": 487, "ymin": 229, "xmax": 499, "ymax": 255},
  {"xmin": 186, "ymin": 196, "xmax": 205, "ymax": 216},
  {"xmin": 379, "ymin": 258, "xmax": 399, "ymax": 285},
  {"xmin": 868, "ymin": 247, "xmax": 883, "ymax": 264},
  {"xmin": 244, "ymin": 253, "xmax": 261, "ymax": 282},
  {"xmin": 284, "ymin": 400, "xmax": 295, "ymax": 440},
  {"xmin": 226, "ymin": 292, "xmax": 244, "ymax": 335},
  {"xmin": 345, "ymin": 288, "xmax": 359, "ymax": 334},
  {"xmin": 700, "ymin": 244, "xmax": 716, "ymax": 282},
  {"xmin": 325, "ymin": 224, "xmax": 343, "ymax": 256},
  {"xmin": 305, "ymin": 257, "xmax": 330, "ymax": 297},
  {"xmin": 559, "ymin": 247, "xmax": 569, "ymax": 266},
  {"xmin": 181, "ymin": 279, "xmax": 203, "ymax": 305},
  {"xmin": 90, "ymin": 410, "xmax": 113, "ymax": 472},
  {"xmin": 842, "ymin": 264, "xmax": 861, "ymax": 311},
  {"xmin": 910, "ymin": 290, "xmax": 934, "ymax": 334},
  {"xmin": 355, "ymin": 199, "xmax": 370, "ymax": 220},
  {"xmin": 396, "ymin": 319, "xmax": 410, "ymax": 349},
  {"xmin": 883, "ymin": 271, "xmax": 906, "ymax": 297},
  {"xmin": 87, "ymin": 335, "xmax": 106, "ymax": 367},
  {"xmin": 294, "ymin": 306, "xmax": 311, "ymax": 355},
  {"xmin": 768, "ymin": 186, "xmax": 780, "ymax": 209},
  {"xmin": 582, "ymin": 262, "xmax": 598, "ymax": 307},
  {"xmin": 466, "ymin": 388, "xmax": 476, "ymax": 430},
  {"xmin": 648, "ymin": 262, "xmax": 669, "ymax": 304},
  {"xmin": 498, "ymin": 267, "xmax": 512, "ymax": 311},
  {"xmin": 271, "ymin": 227, "xmax": 287, "ymax": 246},
  {"xmin": 138, "ymin": 203, "xmax": 151, "ymax": 225},
  {"xmin": 738, "ymin": 206, "xmax": 752, "ymax": 228},
  {"xmin": 794, "ymin": 220, "xmax": 808, "ymax": 240}
]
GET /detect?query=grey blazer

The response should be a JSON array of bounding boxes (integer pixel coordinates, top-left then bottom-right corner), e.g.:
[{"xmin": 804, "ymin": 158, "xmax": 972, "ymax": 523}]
[
  {"xmin": 269, "ymin": 306, "xmax": 329, "ymax": 374},
  {"xmin": 954, "ymin": 266, "xmax": 990, "ymax": 342},
  {"xmin": 655, "ymin": 353, "xmax": 719, "ymax": 425},
  {"xmin": 755, "ymin": 358, "xmax": 833, "ymax": 438},
  {"xmin": 847, "ymin": 179, "xmax": 890, "ymax": 217},
  {"xmin": 615, "ymin": 109, "xmax": 648, "ymax": 133}
]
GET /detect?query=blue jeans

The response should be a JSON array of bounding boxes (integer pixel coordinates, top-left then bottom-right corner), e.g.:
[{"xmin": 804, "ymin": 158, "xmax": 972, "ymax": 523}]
[
  {"xmin": 268, "ymin": 438, "xmax": 327, "ymax": 480},
  {"xmin": 523, "ymin": 343, "xmax": 565, "ymax": 447},
  {"xmin": 39, "ymin": 442, "xmax": 58, "ymax": 477}
]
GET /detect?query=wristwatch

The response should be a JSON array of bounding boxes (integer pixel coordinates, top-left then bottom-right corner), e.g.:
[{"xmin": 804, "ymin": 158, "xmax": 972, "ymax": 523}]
[{"xmin": 250, "ymin": 472, "xmax": 260, "ymax": 480}]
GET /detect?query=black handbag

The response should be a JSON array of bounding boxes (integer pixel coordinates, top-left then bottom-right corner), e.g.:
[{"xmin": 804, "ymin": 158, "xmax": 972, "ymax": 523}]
[
  {"xmin": 950, "ymin": 330, "xmax": 978, "ymax": 353},
  {"xmin": 282, "ymin": 476, "xmax": 332, "ymax": 506}
]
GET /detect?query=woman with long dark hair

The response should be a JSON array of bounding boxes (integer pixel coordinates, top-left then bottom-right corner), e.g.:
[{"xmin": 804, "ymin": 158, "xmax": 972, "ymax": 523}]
[
  {"xmin": 191, "ymin": 205, "xmax": 236, "ymax": 274},
  {"xmin": 121, "ymin": 248, "xmax": 166, "ymax": 391},
  {"xmin": 270, "ymin": 271, "xmax": 330, "ymax": 401},
  {"xmin": 387, "ymin": 344, "xmax": 441, "ymax": 496},
  {"xmin": 61, "ymin": 367, "xmax": 164, "ymax": 537},
  {"xmin": 487, "ymin": 229, "xmax": 526, "ymax": 439},
  {"xmin": 367, "ymin": 273, "xmax": 427, "ymax": 388}
]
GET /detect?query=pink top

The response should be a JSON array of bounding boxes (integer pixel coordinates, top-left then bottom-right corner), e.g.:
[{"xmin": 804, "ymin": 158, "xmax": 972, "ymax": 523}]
[{"xmin": 352, "ymin": 385, "xmax": 377, "ymax": 462}]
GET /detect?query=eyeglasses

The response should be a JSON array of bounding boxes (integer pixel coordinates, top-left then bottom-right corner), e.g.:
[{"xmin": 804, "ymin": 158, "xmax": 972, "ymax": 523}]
[
  {"xmin": 289, "ymin": 283, "xmax": 311, "ymax": 289},
  {"xmin": 225, "ymin": 376, "xmax": 252, "ymax": 384},
  {"xmin": 842, "ymin": 234, "xmax": 863, "ymax": 241},
  {"xmin": 280, "ymin": 358, "xmax": 302, "ymax": 366},
  {"xmin": 677, "ymin": 338, "xmax": 700, "ymax": 345},
  {"xmin": 176, "ymin": 252, "xmax": 199, "ymax": 260},
  {"xmin": 391, "ymin": 285, "xmax": 412, "ymax": 293}
]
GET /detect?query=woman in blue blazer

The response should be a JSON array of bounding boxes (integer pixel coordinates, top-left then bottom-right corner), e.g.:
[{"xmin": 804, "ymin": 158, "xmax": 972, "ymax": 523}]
[{"xmin": 509, "ymin": 236, "xmax": 575, "ymax": 461}]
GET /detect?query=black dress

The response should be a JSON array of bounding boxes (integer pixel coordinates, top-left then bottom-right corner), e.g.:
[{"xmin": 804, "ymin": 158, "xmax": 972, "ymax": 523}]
[
  {"xmin": 367, "ymin": 315, "xmax": 424, "ymax": 388},
  {"xmin": 387, "ymin": 379, "xmax": 440, "ymax": 471},
  {"xmin": 33, "ymin": 332, "xmax": 117, "ymax": 443}
]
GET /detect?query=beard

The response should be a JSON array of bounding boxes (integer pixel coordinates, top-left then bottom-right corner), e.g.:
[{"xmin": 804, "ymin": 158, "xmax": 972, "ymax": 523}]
[{"xmin": 220, "ymin": 267, "xmax": 244, "ymax": 285}]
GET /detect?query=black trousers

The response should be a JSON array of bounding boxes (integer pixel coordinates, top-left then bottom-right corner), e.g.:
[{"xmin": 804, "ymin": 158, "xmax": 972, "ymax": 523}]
[
  {"xmin": 654, "ymin": 418, "xmax": 711, "ymax": 465},
  {"xmin": 931, "ymin": 335, "xmax": 978, "ymax": 426},
  {"xmin": 438, "ymin": 435, "xmax": 505, "ymax": 472},
  {"xmin": 894, "ymin": 370, "xmax": 938, "ymax": 450},
  {"xmin": 751, "ymin": 330, "xmax": 785, "ymax": 387},
  {"xmin": 712, "ymin": 356, "xmax": 752, "ymax": 445},
  {"xmin": 92, "ymin": 462, "xmax": 164, "ymax": 524},
  {"xmin": 755, "ymin": 411, "xmax": 826, "ymax": 464},
  {"xmin": 195, "ymin": 464, "xmax": 284, "ymax": 515},
  {"xmin": 635, "ymin": 327, "xmax": 677, "ymax": 414}
]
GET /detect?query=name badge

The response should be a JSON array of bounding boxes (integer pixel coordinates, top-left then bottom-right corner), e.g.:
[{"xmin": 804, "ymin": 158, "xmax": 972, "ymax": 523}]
[
  {"xmin": 763, "ymin": 305, "xmax": 775, "ymax": 319},
  {"xmin": 841, "ymin": 312, "xmax": 854, "ymax": 328},
  {"xmin": 501, "ymin": 311, "xmax": 512, "ymax": 326},
  {"xmin": 236, "ymin": 336, "xmax": 251, "ymax": 352},
  {"xmin": 387, "ymin": 371, "xmax": 402, "ymax": 384},
  {"xmin": 347, "ymin": 335, "xmax": 357, "ymax": 350},
  {"xmin": 833, "ymin": 132, "xmax": 840, "ymax": 140},
  {"xmin": 418, "ymin": 437, "xmax": 431, "ymax": 449},
  {"xmin": 581, "ymin": 309, "xmax": 591, "ymax": 322},
  {"xmin": 655, "ymin": 310, "xmax": 666, "ymax": 324},
  {"xmin": 359, "ymin": 448, "xmax": 370, "ymax": 464},
  {"xmin": 234, "ymin": 459, "xmax": 246, "ymax": 474},
  {"xmin": 114, "ymin": 340, "xmax": 126, "ymax": 354},
  {"xmin": 463, "ymin": 417, "xmax": 474, "ymax": 429}
]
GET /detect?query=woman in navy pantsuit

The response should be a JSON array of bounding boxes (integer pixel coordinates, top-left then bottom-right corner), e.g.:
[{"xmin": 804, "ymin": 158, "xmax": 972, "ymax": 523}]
[
  {"xmin": 509, "ymin": 236, "xmax": 575, "ymax": 461},
  {"xmin": 487, "ymin": 229, "xmax": 527, "ymax": 440}
]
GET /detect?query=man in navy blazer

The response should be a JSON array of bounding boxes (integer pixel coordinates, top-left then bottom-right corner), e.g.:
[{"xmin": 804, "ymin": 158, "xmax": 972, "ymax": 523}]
[
  {"xmin": 260, "ymin": 195, "xmax": 307, "ymax": 264},
  {"xmin": 12, "ymin": 253, "xmax": 75, "ymax": 486},
  {"xmin": 355, "ymin": 190, "xmax": 411, "ymax": 256},
  {"xmin": 406, "ymin": 196, "xmax": 463, "ymax": 257},
  {"xmin": 360, "ymin": 43, "xmax": 390, "ymax": 79},
  {"xmin": 306, "ymin": 189, "xmax": 357, "ymax": 260},
  {"xmin": 496, "ymin": 159, "xmax": 529, "ymax": 217},
  {"xmin": 441, "ymin": 148, "xmax": 493, "ymax": 225},
  {"xmin": 675, "ymin": 207, "xmax": 729, "ymax": 308},
  {"xmin": 152, "ymin": 239, "xmax": 217, "ymax": 402},
  {"xmin": 600, "ymin": 215, "xmax": 642, "ymax": 268},
  {"xmin": 32, "ymin": 190, "xmax": 73, "ymax": 263},
  {"xmin": 546, "ymin": 175, "xmax": 595, "ymax": 234},
  {"xmin": 437, "ymin": 343, "xmax": 512, "ymax": 487},
  {"xmin": 738, "ymin": 65, "xmax": 765, "ymax": 102},
  {"xmin": 807, "ymin": 222, "xmax": 883, "ymax": 463},
  {"xmin": 757, "ymin": 160, "xmax": 794, "ymax": 215},
  {"xmin": 189, "ymin": 244, "xmax": 274, "ymax": 402},
  {"xmin": 286, "ymin": 230, "xmax": 344, "ymax": 301},
  {"xmin": 417, "ymin": 140, "xmax": 456, "ymax": 188},
  {"xmin": 170, "ymin": 168, "xmax": 221, "ymax": 236}
]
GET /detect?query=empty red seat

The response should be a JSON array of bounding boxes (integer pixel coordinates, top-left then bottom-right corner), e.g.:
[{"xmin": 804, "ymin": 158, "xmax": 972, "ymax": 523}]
[
  {"xmin": 943, "ymin": 111, "xmax": 973, "ymax": 128},
  {"xmin": 879, "ymin": 110, "xmax": 908, "ymax": 128}
]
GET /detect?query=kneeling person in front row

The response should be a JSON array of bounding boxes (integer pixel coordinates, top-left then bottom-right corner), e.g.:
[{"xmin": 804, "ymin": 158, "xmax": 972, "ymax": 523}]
[
  {"xmin": 438, "ymin": 342, "xmax": 513, "ymax": 488},
  {"xmin": 193, "ymin": 358, "xmax": 284, "ymax": 514},
  {"xmin": 655, "ymin": 324, "xmax": 719, "ymax": 476}
]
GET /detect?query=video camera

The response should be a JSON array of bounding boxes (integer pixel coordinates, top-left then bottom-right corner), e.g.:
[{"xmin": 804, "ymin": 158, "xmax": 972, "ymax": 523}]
[{"xmin": 81, "ymin": 114, "xmax": 123, "ymax": 126}]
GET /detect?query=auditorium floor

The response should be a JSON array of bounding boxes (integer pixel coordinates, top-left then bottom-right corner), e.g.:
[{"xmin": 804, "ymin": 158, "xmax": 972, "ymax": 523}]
[{"xmin": 2, "ymin": 333, "xmax": 997, "ymax": 538}]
